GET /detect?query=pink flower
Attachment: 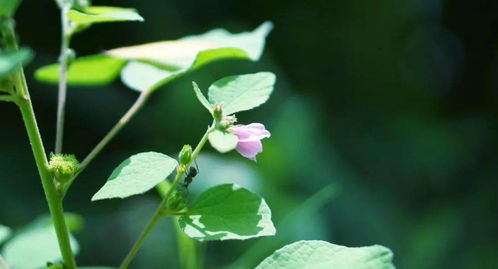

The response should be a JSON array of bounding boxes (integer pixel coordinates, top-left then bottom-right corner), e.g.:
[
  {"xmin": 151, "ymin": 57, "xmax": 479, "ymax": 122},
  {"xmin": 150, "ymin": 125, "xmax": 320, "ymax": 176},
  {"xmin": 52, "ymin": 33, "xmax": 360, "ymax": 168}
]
[{"xmin": 229, "ymin": 123, "xmax": 271, "ymax": 161}]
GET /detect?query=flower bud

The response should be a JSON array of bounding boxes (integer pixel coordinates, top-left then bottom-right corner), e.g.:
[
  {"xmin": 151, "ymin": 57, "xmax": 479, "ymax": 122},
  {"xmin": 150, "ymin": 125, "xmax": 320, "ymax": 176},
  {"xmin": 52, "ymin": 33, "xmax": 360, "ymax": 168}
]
[
  {"xmin": 166, "ymin": 190, "xmax": 186, "ymax": 211},
  {"xmin": 178, "ymin": 144, "xmax": 192, "ymax": 165},
  {"xmin": 49, "ymin": 153, "xmax": 79, "ymax": 183},
  {"xmin": 213, "ymin": 104, "xmax": 223, "ymax": 123}
]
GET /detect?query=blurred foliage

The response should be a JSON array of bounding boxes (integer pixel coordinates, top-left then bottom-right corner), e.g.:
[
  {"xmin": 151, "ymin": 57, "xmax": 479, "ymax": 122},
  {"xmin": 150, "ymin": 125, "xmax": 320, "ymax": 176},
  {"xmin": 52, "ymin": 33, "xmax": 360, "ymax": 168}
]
[{"xmin": 1, "ymin": 0, "xmax": 498, "ymax": 268}]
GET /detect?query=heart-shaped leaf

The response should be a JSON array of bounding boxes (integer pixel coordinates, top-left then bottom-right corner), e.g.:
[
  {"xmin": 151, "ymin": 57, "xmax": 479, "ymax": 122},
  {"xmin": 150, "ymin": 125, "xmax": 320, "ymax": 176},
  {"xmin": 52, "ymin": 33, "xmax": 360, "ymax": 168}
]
[
  {"xmin": 179, "ymin": 184, "xmax": 275, "ymax": 241},
  {"xmin": 208, "ymin": 72, "xmax": 275, "ymax": 115},
  {"xmin": 92, "ymin": 152, "xmax": 178, "ymax": 201},
  {"xmin": 256, "ymin": 240, "xmax": 395, "ymax": 269}
]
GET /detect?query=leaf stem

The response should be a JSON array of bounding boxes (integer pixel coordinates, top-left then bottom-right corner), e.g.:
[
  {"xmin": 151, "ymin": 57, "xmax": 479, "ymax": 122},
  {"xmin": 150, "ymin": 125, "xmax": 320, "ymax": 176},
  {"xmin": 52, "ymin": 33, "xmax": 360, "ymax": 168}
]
[
  {"xmin": 1, "ymin": 18, "xmax": 77, "ymax": 269},
  {"xmin": 0, "ymin": 95, "xmax": 16, "ymax": 102},
  {"xmin": 78, "ymin": 89, "xmax": 153, "ymax": 173},
  {"xmin": 55, "ymin": 3, "xmax": 72, "ymax": 154},
  {"xmin": 120, "ymin": 124, "xmax": 215, "ymax": 269}
]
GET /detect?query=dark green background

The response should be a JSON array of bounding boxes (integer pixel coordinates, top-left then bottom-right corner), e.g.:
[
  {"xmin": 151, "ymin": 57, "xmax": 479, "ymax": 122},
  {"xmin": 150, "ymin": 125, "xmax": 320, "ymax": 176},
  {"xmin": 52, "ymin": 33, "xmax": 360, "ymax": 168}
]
[{"xmin": 1, "ymin": 0, "xmax": 498, "ymax": 268}]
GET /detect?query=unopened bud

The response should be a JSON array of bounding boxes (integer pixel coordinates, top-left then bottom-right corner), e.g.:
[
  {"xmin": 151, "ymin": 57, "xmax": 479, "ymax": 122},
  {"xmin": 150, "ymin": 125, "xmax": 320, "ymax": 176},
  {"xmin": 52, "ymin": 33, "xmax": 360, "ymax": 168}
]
[
  {"xmin": 49, "ymin": 154, "xmax": 79, "ymax": 183},
  {"xmin": 213, "ymin": 104, "xmax": 223, "ymax": 122},
  {"xmin": 178, "ymin": 145, "xmax": 192, "ymax": 165}
]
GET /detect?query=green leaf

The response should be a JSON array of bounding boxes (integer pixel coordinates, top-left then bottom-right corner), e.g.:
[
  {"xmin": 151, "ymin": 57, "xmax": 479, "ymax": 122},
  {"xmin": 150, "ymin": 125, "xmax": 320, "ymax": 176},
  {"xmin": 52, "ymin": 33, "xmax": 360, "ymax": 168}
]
[
  {"xmin": 0, "ymin": 225, "xmax": 11, "ymax": 245},
  {"xmin": 34, "ymin": 55, "xmax": 125, "ymax": 86},
  {"xmin": 2, "ymin": 225, "xmax": 79, "ymax": 269},
  {"xmin": 119, "ymin": 61, "xmax": 171, "ymax": 92},
  {"xmin": 0, "ymin": 0, "xmax": 20, "ymax": 17},
  {"xmin": 79, "ymin": 267, "xmax": 117, "ymax": 269},
  {"xmin": 0, "ymin": 49, "xmax": 32, "ymax": 79},
  {"xmin": 208, "ymin": 72, "xmax": 275, "ymax": 115},
  {"xmin": 208, "ymin": 130, "xmax": 238, "ymax": 153},
  {"xmin": 179, "ymin": 184, "xmax": 275, "ymax": 241},
  {"xmin": 67, "ymin": 6, "xmax": 143, "ymax": 26},
  {"xmin": 192, "ymin": 81, "xmax": 213, "ymax": 112},
  {"xmin": 110, "ymin": 21, "xmax": 273, "ymax": 91},
  {"xmin": 256, "ymin": 240, "xmax": 395, "ymax": 269},
  {"xmin": 0, "ymin": 255, "xmax": 8, "ymax": 269},
  {"xmin": 92, "ymin": 152, "xmax": 178, "ymax": 201}
]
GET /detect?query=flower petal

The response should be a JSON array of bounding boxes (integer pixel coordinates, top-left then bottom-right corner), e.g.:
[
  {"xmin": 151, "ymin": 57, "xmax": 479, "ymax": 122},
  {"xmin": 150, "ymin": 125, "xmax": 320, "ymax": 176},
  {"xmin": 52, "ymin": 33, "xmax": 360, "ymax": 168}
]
[
  {"xmin": 230, "ymin": 123, "xmax": 271, "ymax": 142},
  {"xmin": 236, "ymin": 140, "xmax": 263, "ymax": 161}
]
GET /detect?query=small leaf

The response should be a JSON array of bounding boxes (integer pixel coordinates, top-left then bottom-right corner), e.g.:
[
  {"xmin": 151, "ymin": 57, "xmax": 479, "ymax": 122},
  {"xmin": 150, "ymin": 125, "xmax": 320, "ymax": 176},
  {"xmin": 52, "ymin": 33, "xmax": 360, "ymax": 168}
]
[
  {"xmin": 2, "ymin": 225, "xmax": 79, "ymax": 269},
  {"xmin": 0, "ymin": 225, "xmax": 11, "ymax": 245},
  {"xmin": 110, "ymin": 22, "xmax": 273, "ymax": 91},
  {"xmin": 178, "ymin": 184, "xmax": 276, "ymax": 241},
  {"xmin": 192, "ymin": 82, "xmax": 213, "ymax": 112},
  {"xmin": 119, "ymin": 61, "xmax": 171, "ymax": 92},
  {"xmin": 92, "ymin": 152, "xmax": 178, "ymax": 201},
  {"xmin": 256, "ymin": 240, "xmax": 395, "ymax": 269},
  {"xmin": 208, "ymin": 130, "xmax": 238, "ymax": 153},
  {"xmin": 208, "ymin": 72, "xmax": 276, "ymax": 115},
  {"xmin": 0, "ymin": 48, "xmax": 33, "ymax": 79},
  {"xmin": 34, "ymin": 55, "xmax": 125, "ymax": 86},
  {"xmin": 67, "ymin": 6, "xmax": 143, "ymax": 26}
]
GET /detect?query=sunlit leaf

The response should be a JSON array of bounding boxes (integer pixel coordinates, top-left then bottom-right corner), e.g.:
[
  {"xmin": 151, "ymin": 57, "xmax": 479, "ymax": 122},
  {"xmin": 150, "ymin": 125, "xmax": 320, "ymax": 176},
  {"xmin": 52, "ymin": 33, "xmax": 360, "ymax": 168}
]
[
  {"xmin": 119, "ymin": 61, "xmax": 171, "ymax": 92},
  {"xmin": 208, "ymin": 130, "xmax": 238, "ymax": 153},
  {"xmin": 208, "ymin": 72, "xmax": 276, "ymax": 115},
  {"xmin": 192, "ymin": 81, "xmax": 213, "ymax": 113},
  {"xmin": 179, "ymin": 184, "xmax": 275, "ymax": 241},
  {"xmin": 256, "ymin": 240, "xmax": 395, "ymax": 269},
  {"xmin": 34, "ymin": 55, "xmax": 125, "ymax": 86},
  {"xmin": 0, "ymin": 225, "xmax": 10, "ymax": 245},
  {"xmin": 113, "ymin": 22, "xmax": 273, "ymax": 91},
  {"xmin": 0, "ymin": 48, "xmax": 32, "ymax": 79},
  {"xmin": 67, "ymin": 6, "xmax": 143, "ymax": 27},
  {"xmin": 92, "ymin": 152, "xmax": 178, "ymax": 201},
  {"xmin": 0, "ymin": 255, "xmax": 9, "ymax": 269},
  {"xmin": 2, "ymin": 224, "xmax": 79, "ymax": 269}
]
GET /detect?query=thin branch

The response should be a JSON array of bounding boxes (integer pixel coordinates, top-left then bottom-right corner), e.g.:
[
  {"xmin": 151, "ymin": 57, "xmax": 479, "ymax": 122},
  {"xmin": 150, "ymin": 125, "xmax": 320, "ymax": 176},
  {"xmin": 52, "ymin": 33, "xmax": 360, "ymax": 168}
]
[{"xmin": 79, "ymin": 89, "xmax": 153, "ymax": 172}]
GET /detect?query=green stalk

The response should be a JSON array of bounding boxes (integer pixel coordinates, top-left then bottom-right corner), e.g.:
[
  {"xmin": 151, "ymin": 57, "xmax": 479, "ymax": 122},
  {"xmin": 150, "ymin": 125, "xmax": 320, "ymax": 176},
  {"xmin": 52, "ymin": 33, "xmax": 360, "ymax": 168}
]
[
  {"xmin": 173, "ymin": 216, "xmax": 204, "ymax": 269},
  {"xmin": 120, "ymin": 125, "xmax": 215, "ymax": 269},
  {"xmin": 2, "ymin": 18, "xmax": 77, "ymax": 269}
]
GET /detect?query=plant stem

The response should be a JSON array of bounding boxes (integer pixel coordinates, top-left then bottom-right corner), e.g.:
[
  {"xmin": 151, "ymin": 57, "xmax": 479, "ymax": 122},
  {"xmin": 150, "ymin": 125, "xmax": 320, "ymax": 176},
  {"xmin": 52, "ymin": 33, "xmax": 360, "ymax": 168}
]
[
  {"xmin": 2, "ymin": 18, "xmax": 77, "ymax": 269},
  {"xmin": 79, "ymin": 90, "xmax": 153, "ymax": 172},
  {"xmin": 55, "ymin": 4, "xmax": 72, "ymax": 154},
  {"xmin": 120, "ymin": 125, "xmax": 214, "ymax": 269},
  {"xmin": 0, "ymin": 95, "xmax": 16, "ymax": 102}
]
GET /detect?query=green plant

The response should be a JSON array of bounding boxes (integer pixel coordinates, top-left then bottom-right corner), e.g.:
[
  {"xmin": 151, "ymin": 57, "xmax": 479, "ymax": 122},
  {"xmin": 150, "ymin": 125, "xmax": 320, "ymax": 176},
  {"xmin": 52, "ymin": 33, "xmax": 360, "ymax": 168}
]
[{"xmin": 0, "ymin": 0, "xmax": 396, "ymax": 268}]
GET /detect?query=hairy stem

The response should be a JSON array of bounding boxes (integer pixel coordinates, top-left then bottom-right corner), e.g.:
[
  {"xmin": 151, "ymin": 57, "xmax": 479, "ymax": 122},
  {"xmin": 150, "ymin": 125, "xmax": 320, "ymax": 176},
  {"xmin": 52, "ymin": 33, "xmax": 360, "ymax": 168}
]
[
  {"xmin": 1, "ymin": 19, "xmax": 77, "ymax": 269},
  {"xmin": 55, "ymin": 4, "xmax": 72, "ymax": 154},
  {"xmin": 120, "ymin": 125, "xmax": 215, "ymax": 269}
]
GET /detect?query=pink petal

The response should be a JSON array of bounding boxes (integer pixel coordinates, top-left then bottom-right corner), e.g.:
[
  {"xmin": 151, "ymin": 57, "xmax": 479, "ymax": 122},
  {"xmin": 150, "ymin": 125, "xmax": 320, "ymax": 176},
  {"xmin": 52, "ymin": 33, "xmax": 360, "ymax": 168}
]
[
  {"xmin": 230, "ymin": 123, "xmax": 271, "ymax": 142},
  {"xmin": 236, "ymin": 140, "xmax": 263, "ymax": 161}
]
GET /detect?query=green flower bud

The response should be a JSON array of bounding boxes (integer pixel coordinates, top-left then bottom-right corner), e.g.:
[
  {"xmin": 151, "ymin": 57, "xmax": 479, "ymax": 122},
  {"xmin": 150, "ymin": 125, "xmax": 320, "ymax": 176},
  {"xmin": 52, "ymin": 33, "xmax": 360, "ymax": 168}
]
[
  {"xmin": 179, "ymin": 144, "xmax": 192, "ymax": 165},
  {"xmin": 213, "ymin": 104, "xmax": 223, "ymax": 123},
  {"xmin": 166, "ymin": 190, "xmax": 186, "ymax": 212},
  {"xmin": 49, "ymin": 153, "xmax": 79, "ymax": 183}
]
